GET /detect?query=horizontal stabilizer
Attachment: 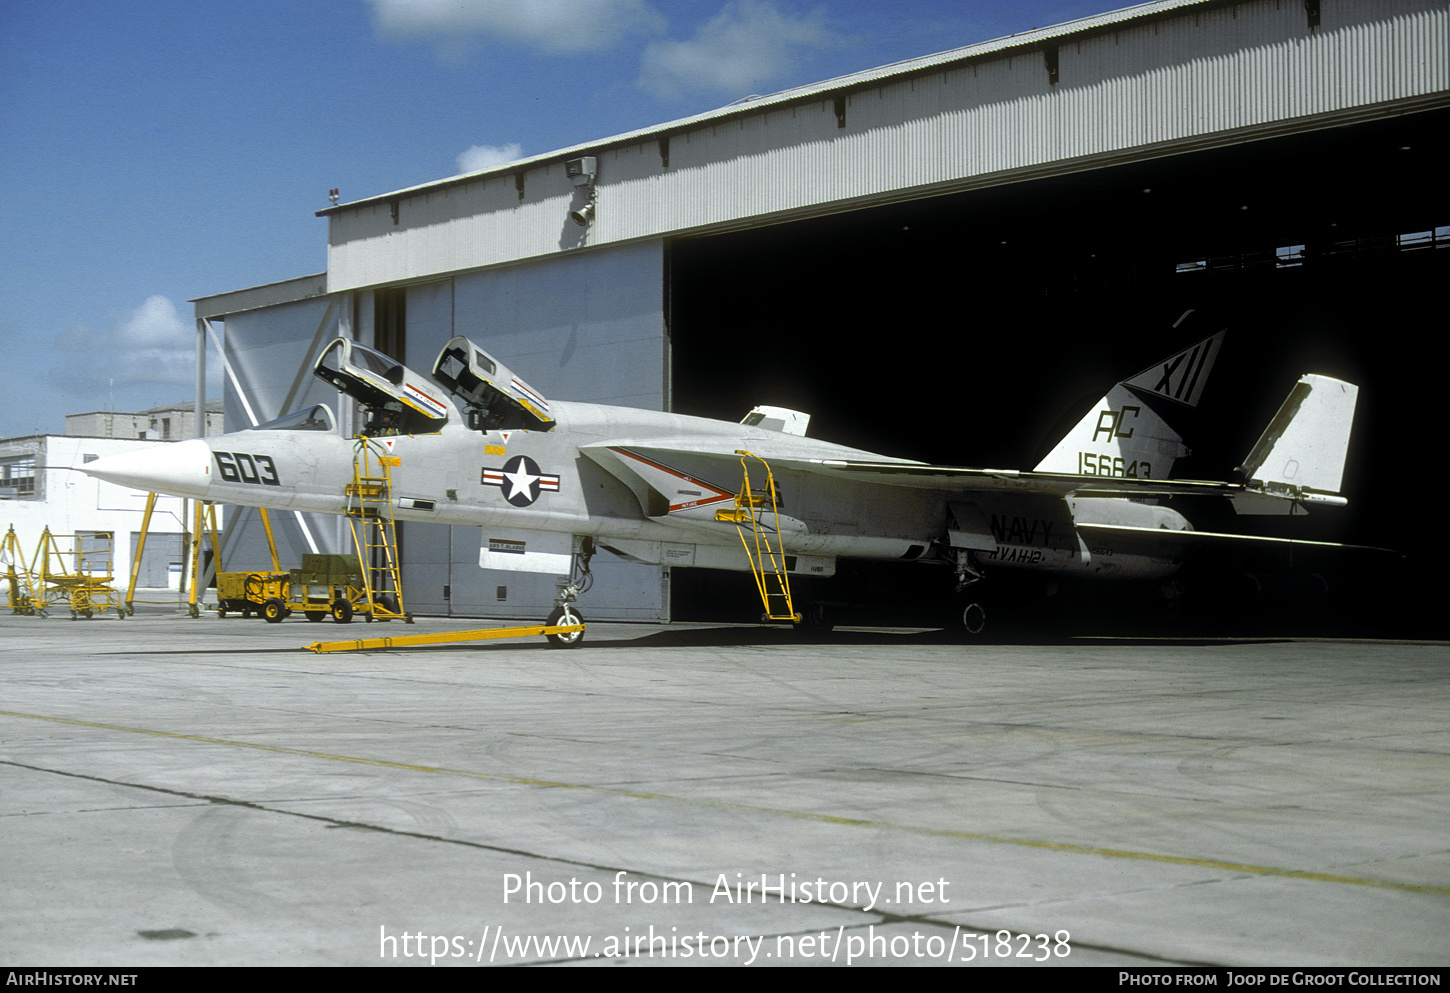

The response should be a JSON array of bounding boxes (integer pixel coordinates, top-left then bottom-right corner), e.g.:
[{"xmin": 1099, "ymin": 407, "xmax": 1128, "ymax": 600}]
[{"xmin": 1233, "ymin": 374, "xmax": 1357, "ymax": 513}]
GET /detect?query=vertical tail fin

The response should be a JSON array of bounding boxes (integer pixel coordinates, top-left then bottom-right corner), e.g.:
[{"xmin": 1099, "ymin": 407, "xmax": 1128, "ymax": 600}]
[{"xmin": 1035, "ymin": 327, "xmax": 1225, "ymax": 480}]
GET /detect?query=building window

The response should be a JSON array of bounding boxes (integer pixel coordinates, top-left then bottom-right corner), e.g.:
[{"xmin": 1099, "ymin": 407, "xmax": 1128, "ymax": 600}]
[{"xmin": 1, "ymin": 457, "xmax": 36, "ymax": 498}]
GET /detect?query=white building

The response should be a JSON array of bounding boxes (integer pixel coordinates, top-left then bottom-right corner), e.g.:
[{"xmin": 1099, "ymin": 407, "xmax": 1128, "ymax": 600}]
[{"xmin": 2, "ymin": 435, "xmax": 196, "ymax": 593}]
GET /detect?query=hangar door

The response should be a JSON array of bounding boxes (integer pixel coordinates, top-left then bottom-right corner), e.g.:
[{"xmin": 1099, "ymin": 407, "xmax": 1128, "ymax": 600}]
[{"xmin": 399, "ymin": 240, "xmax": 670, "ymax": 622}]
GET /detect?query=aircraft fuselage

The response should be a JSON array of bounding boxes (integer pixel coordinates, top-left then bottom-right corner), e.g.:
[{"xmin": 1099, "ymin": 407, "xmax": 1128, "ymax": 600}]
[{"xmin": 97, "ymin": 398, "xmax": 1187, "ymax": 583}]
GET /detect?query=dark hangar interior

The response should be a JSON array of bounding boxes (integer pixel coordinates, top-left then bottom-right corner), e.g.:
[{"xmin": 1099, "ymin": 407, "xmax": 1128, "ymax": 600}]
[{"xmin": 668, "ymin": 106, "xmax": 1448, "ymax": 631}]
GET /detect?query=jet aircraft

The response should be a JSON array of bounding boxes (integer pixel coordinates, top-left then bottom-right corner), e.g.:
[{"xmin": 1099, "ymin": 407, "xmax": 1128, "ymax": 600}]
[{"xmin": 83, "ymin": 326, "xmax": 1361, "ymax": 644}]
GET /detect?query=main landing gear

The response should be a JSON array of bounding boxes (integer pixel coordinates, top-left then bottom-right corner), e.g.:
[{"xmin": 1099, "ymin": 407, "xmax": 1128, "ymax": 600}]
[
  {"xmin": 954, "ymin": 549, "xmax": 989, "ymax": 637},
  {"xmin": 960, "ymin": 600, "xmax": 988, "ymax": 636}
]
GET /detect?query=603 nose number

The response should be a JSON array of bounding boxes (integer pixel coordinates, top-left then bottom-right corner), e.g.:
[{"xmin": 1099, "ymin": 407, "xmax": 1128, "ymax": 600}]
[{"xmin": 214, "ymin": 452, "xmax": 281, "ymax": 486}]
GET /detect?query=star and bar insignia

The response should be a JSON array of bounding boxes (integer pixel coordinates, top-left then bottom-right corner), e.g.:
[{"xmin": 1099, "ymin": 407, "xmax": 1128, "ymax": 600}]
[{"xmin": 482, "ymin": 455, "xmax": 560, "ymax": 507}]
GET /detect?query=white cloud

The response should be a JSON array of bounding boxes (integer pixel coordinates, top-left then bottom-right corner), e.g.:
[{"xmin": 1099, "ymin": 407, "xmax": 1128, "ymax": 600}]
[
  {"xmin": 109, "ymin": 296, "xmax": 205, "ymax": 390},
  {"xmin": 366, "ymin": 0, "xmax": 665, "ymax": 56},
  {"xmin": 637, "ymin": 1, "xmax": 838, "ymax": 101},
  {"xmin": 118, "ymin": 294, "xmax": 190, "ymax": 349},
  {"xmin": 57, "ymin": 296, "xmax": 221, "ymax": 405},
  {"xmin": 456, "ymin": 142, "xmax": 524, "ymax": 174}
]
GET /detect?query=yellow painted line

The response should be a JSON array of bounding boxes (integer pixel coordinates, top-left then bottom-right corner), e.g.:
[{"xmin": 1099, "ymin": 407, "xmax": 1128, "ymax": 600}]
[{"xmin": 4, "ymin": 707, "xmax": 1446, "ymax": 898}]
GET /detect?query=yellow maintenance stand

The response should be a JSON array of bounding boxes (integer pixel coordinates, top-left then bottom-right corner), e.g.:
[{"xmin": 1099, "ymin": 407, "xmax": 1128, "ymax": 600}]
[
  {"xmin": 4, "ymin": 525, "xmax": 39, "ymax": 615},
  {"xmin": 31, "ymin": 527, "xmax": 125, "ymax": 620}
]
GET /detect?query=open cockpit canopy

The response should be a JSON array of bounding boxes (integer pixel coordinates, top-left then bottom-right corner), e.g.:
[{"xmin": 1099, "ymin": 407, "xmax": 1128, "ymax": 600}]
[
  {"xmin": 432, "ymin": 335, "xmax": 555, "ymax": 433},
  {"xmin": 313, "ymin": 338, "xmax": 453, "ymax": 436}
]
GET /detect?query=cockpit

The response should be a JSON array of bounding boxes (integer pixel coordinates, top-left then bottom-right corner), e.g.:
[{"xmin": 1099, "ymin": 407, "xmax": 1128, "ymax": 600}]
[
  {"xmin": 248, "ymin": 404, "xmax": 335, "ymax": 433},
  {"xmin": 313, "ymin": 338, "xmax": 454, "ymax": 436},
  {"xmin": 432, "ymin": 336, "xmax": 555, "ymax": 433},
  {"xmin": 309, "ymin": 336, "xmax": 555, "ymax": 437}
]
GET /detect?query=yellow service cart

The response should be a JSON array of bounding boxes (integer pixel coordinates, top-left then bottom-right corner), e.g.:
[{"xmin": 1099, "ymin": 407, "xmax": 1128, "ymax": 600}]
[
  {"xmin": 217, "ymin": 571, "xmax": 293, "ymax": 622},
  {"xmin": 289, "ymin": 553, "xmax": 376, "ymax": 623}
]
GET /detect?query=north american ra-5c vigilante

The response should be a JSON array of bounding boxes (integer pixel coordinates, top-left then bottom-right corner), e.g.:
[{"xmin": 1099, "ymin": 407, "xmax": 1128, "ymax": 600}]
[{"xmin": 83, "ymin": 325, "xmax": 1361, "ymax": 644}]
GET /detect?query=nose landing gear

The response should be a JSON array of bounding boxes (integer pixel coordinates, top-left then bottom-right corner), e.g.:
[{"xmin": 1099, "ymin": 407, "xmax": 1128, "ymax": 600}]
[
  {"xmin": 543, "ymin": 538, "xmax": 593, "ymax": 648},
  {"xmin": 545, "ymin": 599, "xmax": 585, "ymax": 648}
]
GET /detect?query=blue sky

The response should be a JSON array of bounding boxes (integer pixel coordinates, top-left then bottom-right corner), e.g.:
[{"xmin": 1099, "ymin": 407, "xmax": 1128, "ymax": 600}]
[{"xmin": 1, "ymin": 0, "xmax": 1123, "ymax": 438}]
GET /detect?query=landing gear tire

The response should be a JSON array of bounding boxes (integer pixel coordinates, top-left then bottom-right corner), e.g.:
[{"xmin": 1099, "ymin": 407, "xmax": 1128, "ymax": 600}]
[
  {"xmin": 545, "ymin": 604, "xmax": 584, "ymax": 648},
  {"xmin": 799, "ymin": 602, "xmax": 834, "ymax": 635},
  {"xmin": 304, "ymin": 611, "xmax": 326, "ymax": 622},
  {"xmin": 262, "ymin": 598, "xmax": 286, "ymax": 624},
  {"xmin": 961, "ymin": 601, "xmax": 987, "ymax": 636},
  {"xmin": 331, "ymin": 599, "xmax": 353, "ymax": 624}
]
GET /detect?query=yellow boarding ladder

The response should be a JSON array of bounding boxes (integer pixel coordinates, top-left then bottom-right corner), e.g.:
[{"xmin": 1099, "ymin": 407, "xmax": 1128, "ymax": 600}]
[
  {"xmin": 346, "ymin": 437, "xmax": 407, "ymax": 621},
  {"xmin": 715, "ymin": 451, "xmax": 799, "ymax": 623}
]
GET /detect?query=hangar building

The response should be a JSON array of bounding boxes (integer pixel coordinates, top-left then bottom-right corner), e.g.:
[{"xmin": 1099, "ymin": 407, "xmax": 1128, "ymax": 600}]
[{"xmin": 195, "ymin": 0, "xmax": 1449, "ymax": 623}]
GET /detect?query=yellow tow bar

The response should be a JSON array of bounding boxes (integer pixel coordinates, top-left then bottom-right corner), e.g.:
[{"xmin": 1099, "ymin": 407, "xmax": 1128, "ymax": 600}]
[{"xmin": 304, "ymin": 621, "xmax": 585, "ymax": 654}]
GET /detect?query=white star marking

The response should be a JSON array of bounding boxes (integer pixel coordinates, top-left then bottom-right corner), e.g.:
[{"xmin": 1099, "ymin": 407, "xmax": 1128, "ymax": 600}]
[{"xmin": 502, "ymin": 462, "xmax": 539, "ymax": 502}]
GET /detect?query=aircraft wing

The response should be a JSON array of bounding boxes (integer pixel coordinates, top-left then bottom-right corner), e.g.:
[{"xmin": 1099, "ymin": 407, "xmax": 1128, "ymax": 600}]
[
  {"xmin": 595, "ymin": 371, "xmax": 1355, "ymax": 513},
  {"xmin": 774, "ymin": 457, "xmax": 1247, "ymax": 499},
  {"xmin": 794, "ymin": 372, "xmax": 1360, "ymax": 511},
  {"xmin": 587, "ymin": 444, "xmax": 1319, "ymax": 522}
]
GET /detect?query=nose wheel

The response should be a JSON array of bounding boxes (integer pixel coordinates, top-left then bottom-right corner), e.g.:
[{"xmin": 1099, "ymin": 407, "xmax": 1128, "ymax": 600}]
[{"xmin": 545, "ymin": 603, "xmax": 585, "ymax": 648}]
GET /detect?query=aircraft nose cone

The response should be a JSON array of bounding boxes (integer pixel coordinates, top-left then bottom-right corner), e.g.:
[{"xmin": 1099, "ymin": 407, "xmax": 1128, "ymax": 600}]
[{"xmin": 83, "ymin": 439, "xmax": 213, "ymax": 498}]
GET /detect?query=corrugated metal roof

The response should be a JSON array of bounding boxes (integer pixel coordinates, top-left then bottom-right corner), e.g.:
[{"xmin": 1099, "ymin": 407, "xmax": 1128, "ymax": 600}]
[
  {"xmin": 317, "ymin": 0, "xmax": 1215, "ymax": 216},
  {"xmin": 191, "ymin": 272, "xmax": 329, "ymax": 319}
]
